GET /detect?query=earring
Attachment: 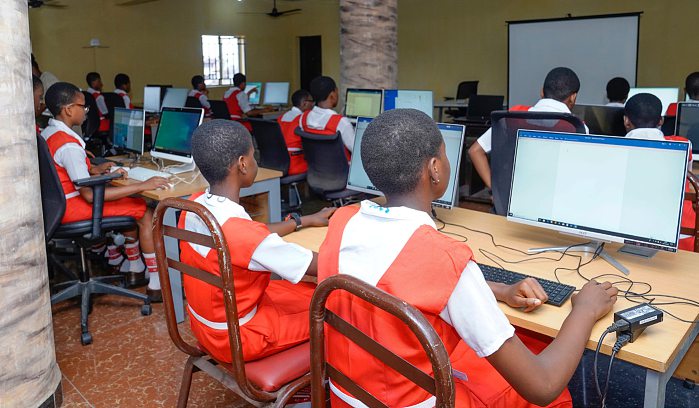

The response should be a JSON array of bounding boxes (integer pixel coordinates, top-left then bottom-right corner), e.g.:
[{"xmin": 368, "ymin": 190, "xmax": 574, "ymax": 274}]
[{"xmin": 432, "ymin": 177, "xmax": 440, "ymax": 184}]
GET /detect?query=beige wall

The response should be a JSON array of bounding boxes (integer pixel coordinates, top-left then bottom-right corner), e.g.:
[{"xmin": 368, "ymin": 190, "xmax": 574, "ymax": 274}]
[{"xmin": 29, "ymin": 0, "xmax": 699, "ymax": 104}]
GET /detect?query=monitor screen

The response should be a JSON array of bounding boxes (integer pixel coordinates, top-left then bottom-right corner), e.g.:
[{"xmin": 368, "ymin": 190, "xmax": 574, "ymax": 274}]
[
  {"xmin": 345, "ymin": 89, "xmax": 383, "ymax": 118},
  {"xmin": 152, "ymin": 107, "xmax": 204, "ymax": 161},
  {"xmin": 346, "ymin": 117, "xmax": 465, "ymax": 208},
  {"xmin": 675, "ymin": 102, "xmax": 699, "ymax": 158},
  {"xmin": 263, "ymin": 82, "xmax": 290, "ymax": 105},
  {"xmin": 143, "ymin": 86, "xmax": 161, "ymax": 113},
  {"xmin": 508, "ymin": 130, "xmax": 689, "ymax": 252},
  {"xmin": 383, "ymin": 90, "xmax": 434, "ymax": 118},
  {"xmin": 627, "ymin": 87, "xmax": 679, "ymax": 116},
  {"xmin": 571, "ymin": 104, "xmax": 626, "ymax": 136},
  {"xmin": 112, "ymin": 108, "xmax": 145, "ymax": 154},
  {"xmin": 161, "ymin": 88, "xmax": 189, "ymax": 109},
  {"xmin": 245, "ymin": 82, "xmax": 262, "ymax": 105}
]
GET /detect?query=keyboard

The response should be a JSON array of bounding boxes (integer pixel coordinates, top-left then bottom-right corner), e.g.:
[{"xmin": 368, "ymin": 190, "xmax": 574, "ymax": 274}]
[
  {"xmin": 477, "ymin": 263, "xmax": 576, "ymax": 307},
  {"xmin": 123, "ymin": 167, "xmax": 171, "ymax": 182}
]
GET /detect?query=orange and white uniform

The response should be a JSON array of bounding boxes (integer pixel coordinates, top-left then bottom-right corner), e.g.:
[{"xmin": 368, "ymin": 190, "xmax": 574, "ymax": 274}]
[
  {"xmin": 86, "ymin": 87, "xmax": 110, "ymax": 132},
  {"xmin": 318, "ymin": 201, "xmax": 572, "ymax": 408},
  {"xmin": 114, "ymin": 89, "xmax": 133, "ymax": 109},
  {"xmin": 223, "ymin": 87, "xmax": 253, "ymax": 131},
  {"xmin": 299, "ymin": 106, "xmax": 355, "ymax": 156},
  {"xmin": 188, "ymin": 89, "xmax": 212, "ymax": 117},
  {"xmin": 277, "ymin": 106, "xmax": 308, "ymax": 175},
  {"xmin": 41, "ymin": 118, "xmax": 146, "ymax": 224},
  {"xmin": 179, "ymin": 191, "xmax": 315, "ymax": 363}
]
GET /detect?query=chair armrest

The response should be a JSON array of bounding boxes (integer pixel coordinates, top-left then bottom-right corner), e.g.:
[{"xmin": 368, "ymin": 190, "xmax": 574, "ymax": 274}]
[
  {"xmin": 73, "ymin": 172, "xmax": 122, "ymax": 240},
  {"xmin": 73, "ymin": 172, "xmax": 122, "ymax": 187},
  {"xmin": 687, "ymin": 171, "xmax": 699, "ymax": 194}
]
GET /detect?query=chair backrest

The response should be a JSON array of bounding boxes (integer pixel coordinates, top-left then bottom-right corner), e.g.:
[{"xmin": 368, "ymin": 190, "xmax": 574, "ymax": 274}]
[
  {"xmin": 152, "ymin": 197, "xmax": 276, "ymax": 403},
  {"xmin": 209, "ymin": 100, "xmax": 231, "ymax": 119},
  {"xmin": 36, "ymin": 133, "xmax": 67, "ymax": 240},
  {"xmin": 456, "ymin": 81, "xmax": 478, "ymax": 100},
  {"xmin": 309, "ymin": 274, "xmax": 455, "ymax": 408},
  {"xmin": 490, "ymin": 110, "xmax": 586, "ymax": 215},
  {"xmin": 102, "ymin": 92, "xmax": 125, "ymax": 122},
  {"xmin": 81, "ymin": 91, "xmax": 100, "ymax": 139},
  {"xmin": 467, "ymin": 95, "xmax": 505, "ymax": 122},
  {"xmin": 295, "ymin": 128, "xmax": 349, "ymax": 195},
  {"xmin": 661, "ymin": 115, "xmax": 677, "ymax": 136},
  {"xmin": 185, "ymin": 96, "xmax": 203, "ymax": 109},
  {"xmin": 681, "ymin": 171, "xmax": 699, "ymax": 252},
  {"xmin": 248, "ymin": 118, "xmax": 290, "ymax": 175}
]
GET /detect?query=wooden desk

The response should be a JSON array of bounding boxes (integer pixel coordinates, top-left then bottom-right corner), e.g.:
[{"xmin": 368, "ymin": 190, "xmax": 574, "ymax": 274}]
[
  {"xmin": 433, "ymin": 99, "xmax": 468, "ymax": 122},
  {"xmin": 285, "ymin": 206, "xmax": 699, "ymax": 408}
]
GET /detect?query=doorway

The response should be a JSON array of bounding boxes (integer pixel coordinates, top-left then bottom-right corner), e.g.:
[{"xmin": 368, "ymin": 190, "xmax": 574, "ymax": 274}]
[{"xmin": 299, "ymin": 35, "xmax": 322, "ymax": 91}]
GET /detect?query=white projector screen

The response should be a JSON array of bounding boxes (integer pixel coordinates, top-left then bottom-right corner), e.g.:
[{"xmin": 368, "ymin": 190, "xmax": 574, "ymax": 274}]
[{"xmin": 508, "ymin": 13, "xmax": 640, "ymax": 107}]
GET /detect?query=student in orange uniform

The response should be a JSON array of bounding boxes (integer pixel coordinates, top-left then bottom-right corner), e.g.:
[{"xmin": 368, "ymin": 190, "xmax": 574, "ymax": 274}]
[
  {"xmin": 223, "ymin": 73, "xmax": 272, "ymax": 131},
  {"xmin": 624, "ymin": 93, "xmax": 695, "ymax": 251},
  {"xmin": 277, "ymin": 89, "xmax": 314, "ymax": 175},
  {"xmin": 318, "ymin": 108, "xmax": 619, "ymax": 408},
  {"xmin": 189, "ymin": 75, "xmax": 212, "ymax": 117},
  {"xmin": 667, "ymin": 72, "xmax": 699, "ymax": 117},
  {"xmin": 114, "ymin": 73, "xmax": 133, "ymax": 109},
  {"xmin": 85, "ymin": 72, "xmax": 110, "ymax": 132},
  {"xmin": 605, "ymin": 77, "xmax": 630, "ymax": 107},
  {"xmin": 33, "ymin": 75, "xmax": 44, "ymax": 133},
  {"xmin": 468, "ymin": 67, "xmax": 587, "ymax": 189},
  {"xmin": 42, "ymin": 82, "xmax": 170, "ymax": 300},
  {"xmin": 299, "ymin": 76, "xmax": 355, "ymax": 155},
  {"xmin": 179, "ymin": 119, "xmax": 335, "ymax": 363}
]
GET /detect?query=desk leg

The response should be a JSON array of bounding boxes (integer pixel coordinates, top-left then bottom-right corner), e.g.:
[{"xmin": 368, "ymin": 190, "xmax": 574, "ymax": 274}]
[
  {"xmin": 164, "ymin": 207, "xmax": 185, "ymax": 323},
  {"xmin": 240, "ymin": 177, "xmax": 281, "ymax": 223},
  {"xmin": 438, "ymin": 107, "xmax": 444, "ymax": 122}
]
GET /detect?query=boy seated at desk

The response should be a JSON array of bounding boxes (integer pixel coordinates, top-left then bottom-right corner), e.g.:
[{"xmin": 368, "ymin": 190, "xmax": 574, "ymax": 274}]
[
  {"xmin": 468, "ymin": 67, "xmax": 587, "ymax": 189},
  {"xmin": 189, "ymin": 75, "xmax": 212, "ymax": 118},
  {"xmin": 298, "ymin": 75, "xmax": 355, "ymax": 156},
  {"xmin": 223, "ymin": 73, "xmax": 273, "ymax": 132},
  {"xmin": 179, "ymin": 119, "xmax": 335, "ymax": 363},
  {"xmin": 85, "ymin": 72, "xmax": 110, "ymax": 133},
  {"xmin": 666, "ymin": 71, "xmax": 699, "ymax": 117},
  {"xmin": 42, "ymin": 82, "xmax": 171, "ymax": 300},
  {"xmin": 277, "ymin": 89, "xmax": 314, "ymax": 175},
  {"xmin": 605, "ymin": 77, "xmax": 630, "ymax": 107},
  {"xmin": 318, "ymin": 108, "xmax": 619, "ymax": 408},
  {"xmin": 114, "ymin": 73, "xmax": 133, "ymax": 109},
  {"xmin": 624, "ymin": 93, "xmax": 695, "ymax": 251}
]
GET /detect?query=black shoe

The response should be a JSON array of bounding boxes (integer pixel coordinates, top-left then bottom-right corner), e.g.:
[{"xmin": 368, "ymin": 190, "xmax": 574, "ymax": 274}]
[
  {"xmin": 146, "ymin": 288, "xmax": 163, "ymax": 303},
  {"xmin": 126, "ymin": 271, "xmax": 148, "ymax": 288}
]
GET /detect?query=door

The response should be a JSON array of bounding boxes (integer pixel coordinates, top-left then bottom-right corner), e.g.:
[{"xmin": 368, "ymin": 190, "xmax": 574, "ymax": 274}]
[{"xmin": 299, "ymin": 36, "xmax": 322, "ymax": 91}]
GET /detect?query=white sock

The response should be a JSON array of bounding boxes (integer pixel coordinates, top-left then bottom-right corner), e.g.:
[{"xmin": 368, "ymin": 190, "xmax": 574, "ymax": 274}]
[
  {"xmin": 106, "ymin": 245, "xmax": 124, "ymax": 266},
  {"xmin": 143, "ymin": 253, "xmax": 160, "ymax": 290},
  {"xmin": 125, "ymin": 240, "xmax": 145, "ymax": 273},
  {"xmin": 119, "ymin": 259, "xmax": 131, "ymax": 273}
]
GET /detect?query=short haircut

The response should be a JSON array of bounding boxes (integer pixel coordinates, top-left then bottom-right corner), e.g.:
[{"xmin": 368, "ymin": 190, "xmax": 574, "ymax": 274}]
[
  {"xmin": 625, "ymin": 93, "xmax": 662, "ymax": 129},
  {"xmin": 114, "ymin": 73, "xmax": 130, "ymax": 89},
  {"xmin": 45, "ymin": 82, "xmax": 82, "ymax": 117},
  {"xmin": 191, "ymin": 119, "xmax": 254, "ymax": 186},
  {"xmin": 291, "ymin": 89, "xmax": 311, "ymax": 108},
  {"xmin": 309, "ymin": 76, "xmax": 336, "ymax": 103},
  {"xmin": 606, "ymin": 77, "xmax": 630, "ymax": 102},
  {"xmin": 542, "ymin": 67, "xmax": 580, "ymax": 101},
  {"xmin": 686, "ymin": 72, "xmax": 699, "ymax": 100},
  {"xmin": 361, "ymin": 109, "xmax": 443, "ymax": 195},
  {"xmin": 32, "ymin": 74, "xmax": 43, "ymax": 91},
  {"xmin": 233, "ymin": 73, "xmax": 246, "ymax": 87},
  {"xmin": 191, "ymin": 75, "xmax": 205, "ymax": 89},
  {"xmin": 86, "ymin": 72, "xmax": 101, "ymax": 87}
]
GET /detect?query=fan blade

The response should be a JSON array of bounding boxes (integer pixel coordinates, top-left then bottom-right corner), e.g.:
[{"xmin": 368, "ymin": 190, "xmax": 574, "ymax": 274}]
[
  {"xmin": 268, "ymin": 8, "xmax": 301, "ymax": 17},
  {"xmin": 43, "ymin": 4, "xmax": 68, "ymax": 8},
  {"xmin": 116, "ymin": 0, "xmax": 160, "ymax": 6}
]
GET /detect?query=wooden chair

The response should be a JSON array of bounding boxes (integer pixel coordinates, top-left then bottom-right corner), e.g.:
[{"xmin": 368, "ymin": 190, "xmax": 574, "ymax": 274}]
[
  {"xmin": 309, "ymin": 274, "xmax": 455, "ymax": 408},
  {"xmin": 152, "ymin": 197, "xmax": 310, "ymax": 407},
  {"xmin": 681, "ymin": 171, "xmax": 699, "ymax": 252}
]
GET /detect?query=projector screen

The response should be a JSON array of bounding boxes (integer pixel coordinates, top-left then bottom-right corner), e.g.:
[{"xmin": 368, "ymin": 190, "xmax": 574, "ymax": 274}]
[{"xmin": 508, "ymin": 13, "xmax": 640, "ymax": 107}]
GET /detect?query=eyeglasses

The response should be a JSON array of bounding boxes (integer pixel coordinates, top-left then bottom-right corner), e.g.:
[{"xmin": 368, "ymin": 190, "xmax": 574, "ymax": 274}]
[{"xmin": 67, "ymin": 103, "xmax": 90, "ymax": 113}]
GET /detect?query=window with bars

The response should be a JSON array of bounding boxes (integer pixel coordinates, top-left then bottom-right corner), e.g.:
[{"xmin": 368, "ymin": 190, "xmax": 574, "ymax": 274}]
[{"xmin": 202, "ymin": 35, "xmax": 246, "ymax": 87}]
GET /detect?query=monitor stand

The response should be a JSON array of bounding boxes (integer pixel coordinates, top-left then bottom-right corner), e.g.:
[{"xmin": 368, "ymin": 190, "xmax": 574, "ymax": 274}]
[
  {"xmin": 528, "ymin": 241, "xmax": 630, "ymax": 276},
  {"xmin": 618, "ymin": 245, "xmax": 658, "ymax": 258},
  {"xmin": 166, "ymin": 161, "xmax": 196, "ymax": 175}
]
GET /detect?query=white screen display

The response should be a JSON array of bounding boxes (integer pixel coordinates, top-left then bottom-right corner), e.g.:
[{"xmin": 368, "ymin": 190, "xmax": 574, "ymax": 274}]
[
  {"xmin": 263, "ymin": 82, "xmax": 290, "ymax": 105},
  {"xmin": 345, "ymin": 89, "xmax": 383, "ymax": 118},
  {"xmin": 112, "ymin": 108, "xmax": 145, "ymax": 154},
  {"xmin": 143, "ymin": 86, "xmax": 161, "ymax": 112},
  {"xmin": 161, "ymin": 88, "xmax": 189, "ymax": 108},
  {"xmin": 383, "ymin": 90, "xmax": 434, "ymax": 118},
  {"xmin": 508, "ymin": 130, "xmax": 689, "ymax": 250},
  {"xmin": 627, "ymin": 88, "xmax": 679, "ymax": 116}
]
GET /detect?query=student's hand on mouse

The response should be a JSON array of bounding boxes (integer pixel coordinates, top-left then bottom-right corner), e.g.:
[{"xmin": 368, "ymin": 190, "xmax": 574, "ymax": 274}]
[
  {"xmin": 301, "ymin": 207, "xmax": 337, "ymax": 228},
  {"xmin": 503, "ymin": 277, "xmax": 549, "ymax": 312},
  {"xmin": 571, "ymin": 280, "xmax": 619, "ymax": 320},
  {"xmin": 139, "ymin": 176, "xmax": 171, "ymax": 191},
  {"xmin": 113, "ymin": 167, "xmax": 128, "ymax": 178}
]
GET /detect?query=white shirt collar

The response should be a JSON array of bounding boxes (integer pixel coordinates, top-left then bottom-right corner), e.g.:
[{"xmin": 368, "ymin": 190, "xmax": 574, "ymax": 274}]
[
  {"xmin": 312, "ymin": 105, "xmax": 338, "ymax": 115},
  {"xmin": 290, "ymin": 106, "xmax": 303, "ymax": 115},
  {"xmin": 114, "ymin": 89, "xmax": 126, "ymax": 94},
  {"xmin": 358, "ymin": 200, "xmax": 436, "ymax": 229},
  {"xmin": 626, "ymin": 127, "xmax": 665, "ymax": 141},
  {"xmin": 46, "ymin": 118, "xmax": 86, "ymax": 147},
  {"xmin": 87, "ymin": 87, "xmax": 99, "ymax": 94},
  {"xmin": 201, "ymin": 190, "xmax": 251, "ymax": 221},
  {"xmin": 530, "ymin": 98, "xmax": 571, "ymax": 113}
]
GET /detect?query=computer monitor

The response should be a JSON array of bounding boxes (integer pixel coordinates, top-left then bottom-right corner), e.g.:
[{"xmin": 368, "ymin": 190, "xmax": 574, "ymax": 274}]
[
  {"xmin": 143, "ymin": 86, "xmax": 161, "ymax": 113},
  {"xmin": 571, "ymin": 104, "xmax": 626, "ymax": 136},
  {"xmin": 151, "ymin": 107, "xmax": 204, "ymax": 173},
  {"xmin": 346, "ymin": 116, "xmax": 465, "ymax": 208},
  {"xmin": 245, "ymin": 82, "xmax": 262, "ymax": 105},
  {"xmin": 675, "ymin": 102, "xmax": 699, "ymax": 161},
  {"xmin": 263, "ymin": 82, "xmax": 290, "ymax": 105},
  {"xmin": 161, "ymin": 88, "xmax": 189, "ymax": 109},
  {"xmin": 508, "ymin": 130, "xmax": 689, "ymax": 257},
  {"xmin": 344, "ymin": 89, "xmax": 383, "ymax": 119},
  {"xmin": 627, "ymin": 87, "xmax": 679, "ymax": 116},
  {"xmin": 112, "ymin": 108, "xmax": 145, "ymax": 154},
  {"xmin": 382, "ymin": 90, "xmax": 434, "ymax": 118}
]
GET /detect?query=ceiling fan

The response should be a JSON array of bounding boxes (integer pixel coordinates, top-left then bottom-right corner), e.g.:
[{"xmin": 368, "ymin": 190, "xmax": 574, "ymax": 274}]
[
  {"xmin": 241, "ymin": 0, "xmax": 302, "ymax": 18},
  {"xmin": 28, "ymin": 0, "xmax": 67, "ymax": 8},
  {"xmin": 116, "ymin": 0, "xmax": 160, "ymax": 6}
]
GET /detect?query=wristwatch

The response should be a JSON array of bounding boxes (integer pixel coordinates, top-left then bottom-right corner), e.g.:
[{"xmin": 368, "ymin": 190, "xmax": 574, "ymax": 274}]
[{"xmin": 285, "ymin": 212, "xmax": 303, "ymax": 231}]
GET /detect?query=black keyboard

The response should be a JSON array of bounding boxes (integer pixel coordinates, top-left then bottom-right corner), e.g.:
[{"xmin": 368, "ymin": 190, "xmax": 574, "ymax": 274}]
[{"xmin": 477, "ymin": 263, "xmax": 576, "ymax": 307}]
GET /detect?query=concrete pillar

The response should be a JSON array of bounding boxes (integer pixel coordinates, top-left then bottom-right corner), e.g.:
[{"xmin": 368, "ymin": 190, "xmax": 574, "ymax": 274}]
[{"xmin": 0, "ymin": 1, "xmax": 62, "ymax": 406}]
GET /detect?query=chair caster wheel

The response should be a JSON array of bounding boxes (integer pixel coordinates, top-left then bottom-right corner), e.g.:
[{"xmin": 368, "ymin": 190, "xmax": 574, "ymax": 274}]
[
  {"xmin": 141, "ymin": 304, "xmax": 152, "ymax": 316},
  {"xmin": 81, "ymin": 332, "xmax": 93, "ymax": 345}
]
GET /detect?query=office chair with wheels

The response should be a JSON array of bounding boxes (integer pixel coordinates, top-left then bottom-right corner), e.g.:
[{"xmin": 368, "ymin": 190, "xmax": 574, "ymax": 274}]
[
  {"xmin": 209, "ymin": 100, "xmax": 231, "ymax": 120},
  {"xmin": 490, "ymin": 111, "xmax": 586, "ymax": 215},
  {"xmin": 248, "ymin": 118, "xmax": 305, "ymax": 212},
  {"xmin": 461, "ymin": 95, "xmax": 505, "ymax": 124},
  {"xmin": 37, "ymin": 134, "xmax": 151, "ymax": 345},
  {"xmin": 309, "ymin": 274, "xmax": 455, "ymax": 407},
  {"xmin": 185, "ymin": 96, "xmax": 203, "ymax": 109},
  {"xmin": 445, "ymin": 80, "xmax": 479, "ymax": 118},
  {"xmin": 680, "ymin": 171, "xmax": 699, "ymax": 252},
  {"xmin": 152, "ymin": 198, "xmax": 311, "ymax": 408},
  {"xmin": 81, "ymin": 90, "xmax": 106, "ymax": 156},
  {"xmin": 295, "ymin": 128, "xmax": 358, "ymax": 206},
  {"xmin": 102, "ymin": 92, "xmax": 126, "ymax": 121}
]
